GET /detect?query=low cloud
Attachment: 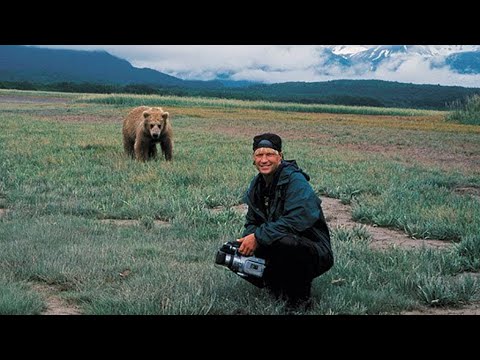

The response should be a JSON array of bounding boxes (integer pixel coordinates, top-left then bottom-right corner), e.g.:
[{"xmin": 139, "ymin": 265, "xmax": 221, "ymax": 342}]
[{"xmin": 372, "ymin": 56, "xmax": 480, "ymax": 87}]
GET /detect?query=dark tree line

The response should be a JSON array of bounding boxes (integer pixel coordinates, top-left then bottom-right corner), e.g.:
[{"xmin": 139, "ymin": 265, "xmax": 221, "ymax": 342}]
[{"xmin": 1, "ymin": 80, "xmax": 479, "ymax": 110}]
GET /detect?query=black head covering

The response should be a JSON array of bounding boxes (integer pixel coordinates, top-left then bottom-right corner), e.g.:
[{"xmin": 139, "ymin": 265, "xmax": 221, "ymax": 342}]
[{"xmin": 252, "ymin": 133, "xmax": 282, "ymax": 152}]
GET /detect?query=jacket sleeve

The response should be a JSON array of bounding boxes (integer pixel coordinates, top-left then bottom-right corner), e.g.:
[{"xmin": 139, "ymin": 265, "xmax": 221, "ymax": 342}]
[
  {"xmin": 241, "ymin": 180, "xmax": 260, "ymax": 237},
  {"xmin": 242, "ymin": 205, "xmax": 259, "ymax": 237},
  {"xmin": 254, "ymin": 173, "xmax": 321, "ymax": 246}
]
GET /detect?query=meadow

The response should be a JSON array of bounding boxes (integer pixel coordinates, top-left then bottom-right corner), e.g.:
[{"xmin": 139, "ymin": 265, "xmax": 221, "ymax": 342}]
[{"xmin": 0, "ymin": 89, "xmax": 479, "ymax": 315}]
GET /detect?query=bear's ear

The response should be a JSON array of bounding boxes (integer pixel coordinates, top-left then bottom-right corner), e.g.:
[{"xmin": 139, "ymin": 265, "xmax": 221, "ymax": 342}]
[
  {"xmin": 143, "ymin": 111, "xmax": 151, "ymax": 119},
  {"xmin": 162, "ymin": 112, "xmax": 169, "ymax": 121}
]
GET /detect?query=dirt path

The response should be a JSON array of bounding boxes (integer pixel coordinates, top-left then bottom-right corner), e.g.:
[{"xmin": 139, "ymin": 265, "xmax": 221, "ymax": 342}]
[
  {"xmin": 321, "ymin": 197, "xmax": 451, "ymax": 250},
  {"xmin": 31, "ymin": 284, "xmax": 81, "ymax": 315},
  {"xmin": 402, "ymin": 303, "xmax": 480, "ymax": 315}
]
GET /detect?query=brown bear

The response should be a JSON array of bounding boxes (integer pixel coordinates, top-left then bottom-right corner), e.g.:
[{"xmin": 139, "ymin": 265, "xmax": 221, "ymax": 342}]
[{"xmin": 122, "ymin": 106, "xmax": 173, "ymax": 162}]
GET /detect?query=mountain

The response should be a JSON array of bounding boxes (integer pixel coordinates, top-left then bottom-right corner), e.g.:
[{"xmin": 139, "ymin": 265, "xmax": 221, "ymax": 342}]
[
  {"xmin": 329, "ymin": 45, "xmax": 369, "ymax": 56},
  {"xmin": 351, "ymin": 45, "xmax": 433, "ymax": 61},
  {"xmin": 445, "ymin": 51, "xmax": 480, "ymax": 74},
  {"xmin": 0, "ymin": 45, "xmax": 189, "ymax": 87},
  {"xmin": 327, "ymin": 45, "xmax": 480, "ymax": 73}
]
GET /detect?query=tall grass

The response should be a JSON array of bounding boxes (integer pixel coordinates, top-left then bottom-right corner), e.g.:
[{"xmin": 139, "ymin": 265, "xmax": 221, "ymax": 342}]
[
  {"xmin": 76, "ymin": 93, "xmax": 442, "ymax": 116},
  {"xmin": 447, "ymin": 95, "xmax": 480, "ymax": 125}
]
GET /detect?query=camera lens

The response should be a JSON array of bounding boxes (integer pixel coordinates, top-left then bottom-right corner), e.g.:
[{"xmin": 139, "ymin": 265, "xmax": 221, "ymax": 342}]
[{"xmin": 215, "ymin": 250, "xmax": 227, "ymax": 265}]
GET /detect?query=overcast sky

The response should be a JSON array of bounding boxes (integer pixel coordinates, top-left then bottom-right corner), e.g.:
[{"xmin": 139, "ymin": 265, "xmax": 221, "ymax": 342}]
[{"xmin": 34, "ymin": 45, "xmax": 480, "ymax": 88}]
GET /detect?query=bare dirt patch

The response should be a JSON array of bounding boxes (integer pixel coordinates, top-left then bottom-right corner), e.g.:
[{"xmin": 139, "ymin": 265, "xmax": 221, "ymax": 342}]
[
  {"xmin": 321, "ymin": 197, "xmax": 452, "ymax": 250},
  {"xmin": 454, "ymin": 186, "xmax": 480, "ymax": 199},
  {"xmin": 31, "ymin": 284, "xmax": 81, "ymax": 315},
  {"xmin": 0, "ymin": 208, "xmax": 8, "ymax": 217},
  {"xmin": 402, "ymin": 301, "xmax": 480, "ymax": 315}
]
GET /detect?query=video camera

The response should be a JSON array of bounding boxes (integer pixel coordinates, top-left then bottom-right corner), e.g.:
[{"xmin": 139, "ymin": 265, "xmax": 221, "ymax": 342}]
[{"xmin": 214, "ymin": 241, "xmax": 267, "ymax": 288}]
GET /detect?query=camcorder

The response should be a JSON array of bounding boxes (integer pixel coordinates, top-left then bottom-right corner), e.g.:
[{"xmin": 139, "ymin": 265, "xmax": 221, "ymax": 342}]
[{"xmin": 215, "ymin": 241, "xmax": 267, "ymax": 288}]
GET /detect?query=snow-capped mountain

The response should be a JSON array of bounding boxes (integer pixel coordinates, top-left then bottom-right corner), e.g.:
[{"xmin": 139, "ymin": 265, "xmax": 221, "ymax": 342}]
[
  {"xmin": 328, "ymin": 45, "xmax": 479, "ymax": 59},
  {"xmin": 329, "ymin": 45, "xmax": 370, "ymax": 56},
  {"xmin": 323, "ymin": 45, "xmax": 480, "ymax": 73},
  {"xmin": 350, "ymin": 45, "xmax": 479, "ymax": 61},
  {"xmin": 354, "ymin": 45, "xmax": 433, "ymax": 61}
]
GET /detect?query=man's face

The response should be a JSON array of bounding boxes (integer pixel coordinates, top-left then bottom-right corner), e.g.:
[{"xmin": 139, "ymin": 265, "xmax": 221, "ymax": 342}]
[{"xmin": 253, "ymin": 147, "xmax": 282, "ymax": 177}]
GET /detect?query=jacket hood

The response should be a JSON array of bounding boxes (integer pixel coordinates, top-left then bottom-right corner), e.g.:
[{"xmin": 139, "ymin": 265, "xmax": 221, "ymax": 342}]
[{"xmin": 277, "ymin": 159, "xmax": 310, "ymax": 185}]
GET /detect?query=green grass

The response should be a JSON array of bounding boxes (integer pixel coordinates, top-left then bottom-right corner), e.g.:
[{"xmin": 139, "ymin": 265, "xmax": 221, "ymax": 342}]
[
  {"xmin": 0, "ymin": 277, "xmax": 45, "ymax": 315},
  {"xmin": 0, "ymin": 90, "xmax": 479, "ymax": 315}
]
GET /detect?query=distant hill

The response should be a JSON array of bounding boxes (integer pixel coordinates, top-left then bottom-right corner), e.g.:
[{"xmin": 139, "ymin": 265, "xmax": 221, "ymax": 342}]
[
  {"xmin": 0, "ymin": 45, "xmax": 210, "ymax": 88},
  {"xmin": 445, "ymin": 51, "xmax": 480, "ymax": 74}
]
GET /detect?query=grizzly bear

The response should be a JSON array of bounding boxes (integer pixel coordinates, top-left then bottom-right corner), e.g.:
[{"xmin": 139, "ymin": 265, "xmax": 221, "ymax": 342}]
[{"xmin": 122, "ymin": 106, "xmax": 173, "ymax": 162}]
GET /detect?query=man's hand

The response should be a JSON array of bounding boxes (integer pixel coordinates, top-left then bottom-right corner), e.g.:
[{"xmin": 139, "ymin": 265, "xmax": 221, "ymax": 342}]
[{"xmin": 237, "ymin": 233, "xmax": 257, "ymax": 256}]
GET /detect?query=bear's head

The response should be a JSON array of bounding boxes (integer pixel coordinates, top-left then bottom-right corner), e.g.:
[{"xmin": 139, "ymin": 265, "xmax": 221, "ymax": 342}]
[{"xmin": 143, "ymin": 108, "xmax": 169, "ymax": 140}]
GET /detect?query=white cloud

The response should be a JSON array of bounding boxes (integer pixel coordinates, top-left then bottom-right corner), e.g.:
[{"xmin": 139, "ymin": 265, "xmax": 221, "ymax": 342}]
[
  {"xmin": 32, "ymin": 45, "xmax": 480, "ymax": 87},
  {"xmin": 371, "ymin": 56, "xmax": 480, "ymax": 87}
]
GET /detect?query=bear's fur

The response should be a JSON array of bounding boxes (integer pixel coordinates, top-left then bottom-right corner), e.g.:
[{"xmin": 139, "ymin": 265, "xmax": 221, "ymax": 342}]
[{"xmin": 122, "ymin": 106, "xmax": 173, "ymax": 161}]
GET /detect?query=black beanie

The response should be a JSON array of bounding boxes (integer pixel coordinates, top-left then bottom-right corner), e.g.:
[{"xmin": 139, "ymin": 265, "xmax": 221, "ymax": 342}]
[{"xmin": 253, "ymin": 133, "xmax": 282, "ymax": 152}]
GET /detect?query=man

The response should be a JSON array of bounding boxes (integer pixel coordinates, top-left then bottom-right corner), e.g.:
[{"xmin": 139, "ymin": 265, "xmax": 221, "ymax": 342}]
[{"xmin": 237, "ymin": 133, "xmax": 334, "ymax": 310}]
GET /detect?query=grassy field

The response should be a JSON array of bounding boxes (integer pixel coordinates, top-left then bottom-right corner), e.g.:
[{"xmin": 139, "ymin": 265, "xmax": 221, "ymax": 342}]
[{"xmin": 0, "ymin": 89, "xmax": 479, "ymax": 315}]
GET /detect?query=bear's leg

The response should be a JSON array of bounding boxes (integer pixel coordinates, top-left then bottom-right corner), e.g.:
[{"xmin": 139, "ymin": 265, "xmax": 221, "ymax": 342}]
[
  {"xmin": 160, "ymin": 137, "xmax": 173, "ymax": 161},
  {"xmin": 124, "ymin": 138, "xmax": 135, "ymax": 158},
  {"xmin": 148, "ymin": 144, "xmax": 158, "ymax": 159},
  {"xmin": 134, "ymin": 139, "xmax": 148, "ymax": 162}
]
